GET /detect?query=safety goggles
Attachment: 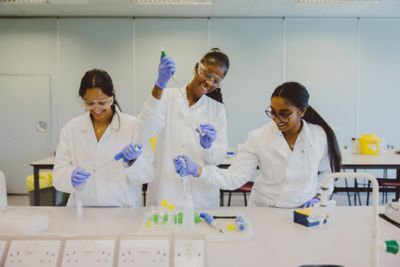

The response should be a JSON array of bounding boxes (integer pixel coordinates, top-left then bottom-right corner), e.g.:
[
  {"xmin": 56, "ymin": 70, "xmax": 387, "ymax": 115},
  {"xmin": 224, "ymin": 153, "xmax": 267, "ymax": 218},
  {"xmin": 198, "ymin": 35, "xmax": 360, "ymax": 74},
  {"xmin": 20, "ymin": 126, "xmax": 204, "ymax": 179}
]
[
  {"xmin": 197, "ymin": 62, "xmax": 224, "ymax": 88},
  {"xmin": 81, "ymin": 96, "xmax": 114, "ymax": 110},
  {"xmin": 265, "ymin": 107, "xmax": 298, "ymax": 122}
]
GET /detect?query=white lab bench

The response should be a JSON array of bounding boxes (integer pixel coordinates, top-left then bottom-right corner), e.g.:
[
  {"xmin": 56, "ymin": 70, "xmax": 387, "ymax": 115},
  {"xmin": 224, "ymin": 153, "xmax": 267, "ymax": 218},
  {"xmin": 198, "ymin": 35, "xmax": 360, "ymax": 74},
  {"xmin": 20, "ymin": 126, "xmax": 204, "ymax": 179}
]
[{"xmin": 1, "ymin": 206, "xmax": 399, "ymax": 267}]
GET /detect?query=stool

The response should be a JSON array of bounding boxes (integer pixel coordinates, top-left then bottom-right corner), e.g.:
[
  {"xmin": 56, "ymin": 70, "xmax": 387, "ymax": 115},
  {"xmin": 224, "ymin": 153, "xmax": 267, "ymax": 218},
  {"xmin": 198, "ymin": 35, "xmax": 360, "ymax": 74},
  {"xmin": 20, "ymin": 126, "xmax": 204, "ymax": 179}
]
[{"xmin": 226, "ymin": 182, "xmax": 254, "ymax": 207}]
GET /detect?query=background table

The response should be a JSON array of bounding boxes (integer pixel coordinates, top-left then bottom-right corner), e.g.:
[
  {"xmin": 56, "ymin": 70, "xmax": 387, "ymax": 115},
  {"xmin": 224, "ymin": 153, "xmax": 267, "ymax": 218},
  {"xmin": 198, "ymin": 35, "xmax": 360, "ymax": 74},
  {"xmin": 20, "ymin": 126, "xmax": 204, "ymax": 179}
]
[{"xmin": 30, "ymin": 156, "xmax": 55, "ymax": 206}]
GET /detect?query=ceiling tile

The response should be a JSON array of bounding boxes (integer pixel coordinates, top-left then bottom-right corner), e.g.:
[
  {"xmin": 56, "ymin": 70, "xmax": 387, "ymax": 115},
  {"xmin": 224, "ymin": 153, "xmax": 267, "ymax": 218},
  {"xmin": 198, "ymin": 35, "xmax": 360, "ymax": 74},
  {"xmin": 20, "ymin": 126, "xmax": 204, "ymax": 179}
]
[{"xmin": 0, "ymin": 4, "xmax": 25, "ymax": 15}]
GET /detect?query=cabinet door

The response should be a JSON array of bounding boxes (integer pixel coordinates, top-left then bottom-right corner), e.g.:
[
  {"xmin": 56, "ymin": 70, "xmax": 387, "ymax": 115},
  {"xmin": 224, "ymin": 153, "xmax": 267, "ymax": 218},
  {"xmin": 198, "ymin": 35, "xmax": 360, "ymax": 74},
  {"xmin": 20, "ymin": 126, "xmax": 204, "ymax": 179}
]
[{"xmin": 0, "ymin": 75, "xmax": 51, "ymax": 193}]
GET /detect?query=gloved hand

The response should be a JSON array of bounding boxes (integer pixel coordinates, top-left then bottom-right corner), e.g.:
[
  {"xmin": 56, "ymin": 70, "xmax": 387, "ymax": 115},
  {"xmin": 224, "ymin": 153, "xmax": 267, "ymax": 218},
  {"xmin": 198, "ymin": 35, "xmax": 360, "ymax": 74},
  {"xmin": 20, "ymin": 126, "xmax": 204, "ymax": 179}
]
[
  {"xmin": 302, "ymin": 196, "xmax": 321, "ymax": 208},
  {"xmin": 71, "ymin": 166, "xmax": 91, "ymax": 190},
  {"xmin": 155, "ymin": 56, "xmax": 176, "ymax": 89},
  {"xmin": 173, "ymin": 155, "xmax": 200, "ymax": 177},
  {"xmin": 197, "ymin": 123, "xmax": 217, "ymax": 149},
  {"xmin": 121, "ymin": 143, "xmax": 143, "ymax": 162}
]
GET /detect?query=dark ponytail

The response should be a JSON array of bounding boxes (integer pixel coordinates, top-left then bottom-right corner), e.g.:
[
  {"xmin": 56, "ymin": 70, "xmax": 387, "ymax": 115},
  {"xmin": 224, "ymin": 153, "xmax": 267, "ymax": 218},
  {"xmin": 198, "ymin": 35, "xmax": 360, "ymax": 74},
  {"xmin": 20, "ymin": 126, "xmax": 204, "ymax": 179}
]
[
  {"xmin": 201, "ymin": 48, "xmax": 229, "ymax": 104},
  {"xmin": 206, "ymin": 88, "xmax": 223, "ymax": 104},
  {"xmin": 272, "ymin": 82, "xmax": 342, "ymax": 172}
]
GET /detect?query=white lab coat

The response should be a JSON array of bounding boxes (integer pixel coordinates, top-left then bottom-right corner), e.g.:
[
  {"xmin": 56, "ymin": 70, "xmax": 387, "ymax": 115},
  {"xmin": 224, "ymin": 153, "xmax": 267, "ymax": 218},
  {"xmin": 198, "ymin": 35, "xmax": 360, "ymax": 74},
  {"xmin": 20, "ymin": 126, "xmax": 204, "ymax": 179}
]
[
  {"xmin": 53, "ymin": 108, "xmax": 154, "ymax": 207},
  {"xmin": 138, "ymin": 87, "xmax": 228, "ymax": 209},
  {"xmin": 200, "ymin": 120, "xmax": 332, "ymax": 208}
]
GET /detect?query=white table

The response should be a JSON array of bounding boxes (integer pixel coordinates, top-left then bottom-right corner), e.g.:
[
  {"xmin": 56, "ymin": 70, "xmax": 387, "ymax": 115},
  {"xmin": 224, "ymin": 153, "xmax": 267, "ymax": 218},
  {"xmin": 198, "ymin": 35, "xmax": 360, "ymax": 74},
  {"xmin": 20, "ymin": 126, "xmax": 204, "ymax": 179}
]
[{"xmin": 3, "ymin": 206, "xmax": 399, "ymax": 267}]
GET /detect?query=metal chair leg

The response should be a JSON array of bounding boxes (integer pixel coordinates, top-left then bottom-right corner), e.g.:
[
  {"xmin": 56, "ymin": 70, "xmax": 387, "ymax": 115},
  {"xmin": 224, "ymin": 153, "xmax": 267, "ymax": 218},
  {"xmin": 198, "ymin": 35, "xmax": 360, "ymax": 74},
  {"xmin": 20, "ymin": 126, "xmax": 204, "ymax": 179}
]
[
  {"xmin": 228, "ymin": 192, "xmax": 232, "ymax": 207},
  {"xmin": 344, "ymin": 178, "xmax": 352, "ymax": 206}
]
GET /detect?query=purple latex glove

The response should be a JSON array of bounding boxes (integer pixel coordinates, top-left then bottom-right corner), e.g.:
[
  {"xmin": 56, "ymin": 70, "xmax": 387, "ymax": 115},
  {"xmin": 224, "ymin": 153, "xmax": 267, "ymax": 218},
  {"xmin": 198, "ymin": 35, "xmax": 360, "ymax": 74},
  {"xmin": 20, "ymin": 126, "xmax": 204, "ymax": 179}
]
[
  {"xmin": 155, "ymin": 56, "xmax": 176, "ymax": 89},
  {"xmin": 121, "ymin": 143, "xmax": 143, "ymax": 162},
  {"xmin": 173, "ymin": 155, "xmax": 200, "ymax": 177},
  {"xmin": 197, "ymin": 123, "xmax": 217, "ymax": 149},
  {"xmin": 302, "ymin": 196, "xmax": 321, "ymax": 208},
  {"xmin": 71, "ymin": 166, "xmax": 91, "ymax": 190}
]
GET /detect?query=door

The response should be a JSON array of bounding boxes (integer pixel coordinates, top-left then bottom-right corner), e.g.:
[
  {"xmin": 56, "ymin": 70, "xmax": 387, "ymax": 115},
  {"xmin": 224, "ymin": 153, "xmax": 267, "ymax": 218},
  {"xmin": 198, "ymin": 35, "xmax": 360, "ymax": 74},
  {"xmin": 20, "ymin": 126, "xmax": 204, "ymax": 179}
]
[{"xmin": 0, "ymin": 75, "xmax": 51, "ymax": 193}]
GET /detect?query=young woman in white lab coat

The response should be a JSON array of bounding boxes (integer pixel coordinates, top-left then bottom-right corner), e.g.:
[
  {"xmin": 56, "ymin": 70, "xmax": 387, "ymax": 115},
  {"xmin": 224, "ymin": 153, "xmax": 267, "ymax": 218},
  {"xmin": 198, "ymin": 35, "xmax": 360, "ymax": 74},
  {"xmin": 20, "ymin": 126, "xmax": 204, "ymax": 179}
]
[
  {"xmin": 174, "ymin": 82, "xmax": 342, "ymax": 208},
  {"xmin": 139, "ymin": 49, "xmax": 229, "ymax": 209},
  {"xmin": 53, "ymin": 69, "xmax": 153, "ymax": 207}
]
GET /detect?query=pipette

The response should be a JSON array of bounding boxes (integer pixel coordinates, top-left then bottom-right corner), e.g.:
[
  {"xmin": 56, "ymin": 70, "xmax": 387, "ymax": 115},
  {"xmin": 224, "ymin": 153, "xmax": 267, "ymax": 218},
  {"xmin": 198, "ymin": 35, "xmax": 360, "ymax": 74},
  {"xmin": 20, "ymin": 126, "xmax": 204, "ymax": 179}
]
[
  {"xmin": 160, "ymin": 46, "xmax": 179, "ymax": 84},
  {"xmin": 235, "ymin": 215, "xmax": 246, "ymax": 231},
  {"xmin": 114, "ymin": 144, "xmax": 141, "ymax": 161},
  {"xmin": 199, "ymin": 212, "xmax": 223, "ymax": 233},
  {"xmin": 93, "ymin": 144, "xmax": 140, "ymax": 172}
]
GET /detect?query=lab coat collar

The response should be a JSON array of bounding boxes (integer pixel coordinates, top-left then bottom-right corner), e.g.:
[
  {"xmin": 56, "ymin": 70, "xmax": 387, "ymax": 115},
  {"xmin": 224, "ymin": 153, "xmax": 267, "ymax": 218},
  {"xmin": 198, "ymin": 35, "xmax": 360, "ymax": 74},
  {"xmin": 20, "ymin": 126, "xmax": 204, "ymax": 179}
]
[
  {"xmin": 179, "ymin": 85, "xmax": 207, "ymax": 109},
  {"xmin": 269, "ymin": 120, "xmax": 314, "ymax": 157}
]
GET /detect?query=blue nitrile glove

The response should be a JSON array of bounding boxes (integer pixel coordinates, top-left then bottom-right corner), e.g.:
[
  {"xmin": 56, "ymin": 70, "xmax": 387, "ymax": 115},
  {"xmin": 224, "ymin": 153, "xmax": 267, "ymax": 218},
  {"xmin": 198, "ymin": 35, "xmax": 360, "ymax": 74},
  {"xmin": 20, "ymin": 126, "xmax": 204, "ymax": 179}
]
[
  {"xmin": 71, "ymin": 166, "xmax": 91, "ymax": 190},
  {"xmin": 120, "ymin": 143, "xmax": 143, "ymax": 162},
  {"xmin": 197, "ymin": 123, "xmax": 217, "ymax": 149},
  {"xmin": 302, "ymin": 196, "xmax": 321, "ymax": 208},
  {"xmin": 155, "ymin": 56, "xmax": 176, "ymax": 89},
  {"xmin": 173, "ymin": 155, "xmax": 200, "ymax": 177}
]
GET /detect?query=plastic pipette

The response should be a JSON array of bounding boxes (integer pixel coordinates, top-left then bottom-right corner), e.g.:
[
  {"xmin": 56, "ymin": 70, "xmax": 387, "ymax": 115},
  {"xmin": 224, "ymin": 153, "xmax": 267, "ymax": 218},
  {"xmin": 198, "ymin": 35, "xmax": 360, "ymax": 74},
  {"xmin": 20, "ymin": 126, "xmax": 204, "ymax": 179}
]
[
  {"xmin": 114, "ymin": 144, "xmax": 140, "ymax": 161},
  {"xmin": 92, "ymin": 145, "xmax": 139, "ymax": 172},
  {"xmin": 199, "ymin": 212, "xmax": 223, "ymax": 233},
  {"xmin": 160, "ymin": 46, "xmax": 178, "ymax": 84},
  {"xmin": 181, "ymin": 159, "xmax": 195, "ymax": 232},
  {"xmin": 235, "ymin": 216, "xmax": 246, "ymax": 231}
]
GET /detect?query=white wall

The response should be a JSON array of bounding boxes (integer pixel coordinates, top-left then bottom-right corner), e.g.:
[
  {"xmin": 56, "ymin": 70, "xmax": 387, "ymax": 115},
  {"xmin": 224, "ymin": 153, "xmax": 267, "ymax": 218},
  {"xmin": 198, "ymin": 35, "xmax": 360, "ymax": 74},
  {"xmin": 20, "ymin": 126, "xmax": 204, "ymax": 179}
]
[{"xmin": 1, "ymin": 17, "xmax": 400, "ymax": 153}]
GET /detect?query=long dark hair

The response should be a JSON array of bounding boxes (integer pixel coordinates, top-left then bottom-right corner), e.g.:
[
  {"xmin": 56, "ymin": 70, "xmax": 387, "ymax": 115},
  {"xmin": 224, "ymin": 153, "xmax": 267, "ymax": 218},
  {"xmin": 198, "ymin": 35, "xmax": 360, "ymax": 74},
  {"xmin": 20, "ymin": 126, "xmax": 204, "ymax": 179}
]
[
  {"xmin": 79, "ymin": 68, "xmax": 122, "ymax": 113},
  {"xmin": 201, "ymin": 48, "xmax": 230, "ymax": 104},
  {"xmin": 272, "ymin": 82, "xmax": 342, "ymax": 172}
]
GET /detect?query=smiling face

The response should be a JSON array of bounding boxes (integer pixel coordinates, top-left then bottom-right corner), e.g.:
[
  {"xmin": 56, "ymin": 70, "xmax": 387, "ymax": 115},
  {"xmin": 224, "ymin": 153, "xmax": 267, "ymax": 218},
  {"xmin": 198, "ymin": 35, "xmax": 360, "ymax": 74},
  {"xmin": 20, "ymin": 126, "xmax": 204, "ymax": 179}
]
[
  {"xmin": 269, "ymin": 96, "xmax": 306, "ymax": 133},
  {"xmin": 191, "ymin": 62, "xmax": 225, "ymax": 98},
  {"xmin": 82, "ymin": 88, "xmax": 114, "ymax": 122}
]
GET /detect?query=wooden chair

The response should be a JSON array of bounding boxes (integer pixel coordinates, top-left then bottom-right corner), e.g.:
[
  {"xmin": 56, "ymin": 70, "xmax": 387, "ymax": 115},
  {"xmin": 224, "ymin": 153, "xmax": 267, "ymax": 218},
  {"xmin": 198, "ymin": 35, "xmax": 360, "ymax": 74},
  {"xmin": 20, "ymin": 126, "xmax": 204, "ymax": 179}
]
[{"xmin": 220, "ymin": 182, "xmax": 254, "ymax": 207}]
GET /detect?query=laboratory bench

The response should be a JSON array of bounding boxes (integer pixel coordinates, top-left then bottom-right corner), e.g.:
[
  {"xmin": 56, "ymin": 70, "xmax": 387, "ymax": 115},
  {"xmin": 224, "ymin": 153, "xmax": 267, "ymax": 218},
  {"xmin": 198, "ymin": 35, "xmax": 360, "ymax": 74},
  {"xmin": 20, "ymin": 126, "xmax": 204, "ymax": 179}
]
[{"xmin": 1, "ymin": 206, "xmax": 399, "ymax": 267}]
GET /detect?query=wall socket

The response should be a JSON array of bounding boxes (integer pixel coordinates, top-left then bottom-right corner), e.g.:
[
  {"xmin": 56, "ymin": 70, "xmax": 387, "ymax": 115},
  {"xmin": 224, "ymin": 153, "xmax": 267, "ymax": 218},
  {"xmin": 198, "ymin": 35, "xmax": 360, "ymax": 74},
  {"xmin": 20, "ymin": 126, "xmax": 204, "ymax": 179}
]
[
  {"xmin": 61, "ymin": 239, "xmax": 115, "ymax": 267},
  {"xmin": 5, "ymin": 240, "xmax": 61, "ymax": 267},
  {"xmin": 174, "ymin": 239, "xmax": 205, "ymax": 267},
  {"xmin": 118, "ymin": 239, "xmax": 170, "ymax": 267}
]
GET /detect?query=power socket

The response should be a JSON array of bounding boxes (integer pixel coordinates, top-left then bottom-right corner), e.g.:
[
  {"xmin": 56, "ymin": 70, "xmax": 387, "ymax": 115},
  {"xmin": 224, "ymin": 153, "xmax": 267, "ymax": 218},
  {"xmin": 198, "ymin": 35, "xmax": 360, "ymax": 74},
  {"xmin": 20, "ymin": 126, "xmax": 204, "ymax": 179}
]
[
  {"xmin": 174, "ymin": 238, "xmax": 205, "ymax": 267},
  {"xmin": 5, "ymin": 240, "xmax": 61, "ymax": 267},
  {"xmin": 118, "ymin": 239, "xmax": 170, "ymax": 267},
  {"xmin": 61, "ymin": 239, "xmax": 115, "ymax": 267}
]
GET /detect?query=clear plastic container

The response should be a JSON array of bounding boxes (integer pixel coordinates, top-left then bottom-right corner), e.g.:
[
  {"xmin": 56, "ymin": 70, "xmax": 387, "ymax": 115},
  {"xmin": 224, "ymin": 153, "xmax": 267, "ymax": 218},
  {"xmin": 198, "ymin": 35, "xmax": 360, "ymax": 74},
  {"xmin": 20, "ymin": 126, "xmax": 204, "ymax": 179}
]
[{"xmin": 0, "ymin": 170, "xmax": 7, "ymax": 212}]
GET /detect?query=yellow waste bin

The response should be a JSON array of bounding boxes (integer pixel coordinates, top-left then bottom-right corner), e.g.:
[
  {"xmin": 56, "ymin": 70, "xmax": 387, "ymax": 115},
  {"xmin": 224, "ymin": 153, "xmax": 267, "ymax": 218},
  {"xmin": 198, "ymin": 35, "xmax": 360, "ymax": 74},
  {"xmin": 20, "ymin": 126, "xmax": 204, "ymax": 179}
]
[
  {"xmin": 26, "ymin": 172, "xmax": 60, "ymax": 206},
  {"xmin": 359, "ymin": 134, "xmax": 380, "ymax": 155}
]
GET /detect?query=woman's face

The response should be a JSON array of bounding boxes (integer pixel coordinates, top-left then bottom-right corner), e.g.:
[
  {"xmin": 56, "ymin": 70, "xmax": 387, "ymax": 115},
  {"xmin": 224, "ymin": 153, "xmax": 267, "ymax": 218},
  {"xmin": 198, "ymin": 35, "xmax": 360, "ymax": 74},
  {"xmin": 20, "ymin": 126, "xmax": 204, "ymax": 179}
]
[
  {"xmin": 82, "ymin": 88, "xmax": 114, "ymax": 122},
  {"xmin": 192, "ymin": 62, "xmax": 225, "ymax": 98},
  {"xmin": 268, "ymin": 96, "xmax": 305, "ymax": 133}
]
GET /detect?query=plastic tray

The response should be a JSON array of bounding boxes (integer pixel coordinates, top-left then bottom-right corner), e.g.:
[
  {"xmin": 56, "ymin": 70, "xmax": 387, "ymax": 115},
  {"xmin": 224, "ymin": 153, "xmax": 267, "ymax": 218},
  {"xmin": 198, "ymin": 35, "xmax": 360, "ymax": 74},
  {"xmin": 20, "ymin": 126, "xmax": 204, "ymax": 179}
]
[{"xmin": 139, "ymin": 210, "xmax": 253, "ymax": 242}]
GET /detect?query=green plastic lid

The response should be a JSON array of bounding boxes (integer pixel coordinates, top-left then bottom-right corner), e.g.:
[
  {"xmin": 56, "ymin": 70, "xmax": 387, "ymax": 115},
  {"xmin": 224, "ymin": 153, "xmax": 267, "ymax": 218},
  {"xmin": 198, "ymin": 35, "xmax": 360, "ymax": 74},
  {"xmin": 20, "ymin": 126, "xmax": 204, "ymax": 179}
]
[
  {"xmin": 194, "ymin": 213, "xmax": 201, "ymax": 223},
  {"xmin": 161, "ymin": 50, "xmax": 167, "ymax": 57},
  {"xmin": 178, "ymin": 212, "xmax": 183, "ymax": 224},
  {"xmin": 385, "ymin": 240, "xmax": 399, "ymax": 254}
]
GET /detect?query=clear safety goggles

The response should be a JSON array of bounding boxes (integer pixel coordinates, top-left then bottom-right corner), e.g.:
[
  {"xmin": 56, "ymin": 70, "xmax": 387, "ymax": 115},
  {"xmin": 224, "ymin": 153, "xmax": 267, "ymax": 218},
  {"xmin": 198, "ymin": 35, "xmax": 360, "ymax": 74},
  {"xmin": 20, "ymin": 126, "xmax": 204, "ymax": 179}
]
[
  {"xmin": 265, "ymin": 107, "xmax": 298, "ymax": 122},
  {"xmin": 197, "ymin": 62, "xmax": 224, "ymax": 88},
  {"xmin": 81, "ymin": 96, "xmax": 114, "ymax": 110}
]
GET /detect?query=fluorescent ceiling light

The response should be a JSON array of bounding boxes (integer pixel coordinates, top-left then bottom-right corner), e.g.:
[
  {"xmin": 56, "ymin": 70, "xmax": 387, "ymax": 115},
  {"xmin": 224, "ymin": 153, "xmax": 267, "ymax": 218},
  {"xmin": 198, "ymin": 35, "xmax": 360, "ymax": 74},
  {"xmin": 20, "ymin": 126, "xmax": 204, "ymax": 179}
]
[
  {"xmin": 0, "ymin": 0, "xmax": 47, "ymax": 3},
  {"xmin": 135, "ymin": 0, "xmax": 213, "ymax": 5},
  {"xmin": 298, "ymin": 0, "xmax": 381, "ymax": 4}
]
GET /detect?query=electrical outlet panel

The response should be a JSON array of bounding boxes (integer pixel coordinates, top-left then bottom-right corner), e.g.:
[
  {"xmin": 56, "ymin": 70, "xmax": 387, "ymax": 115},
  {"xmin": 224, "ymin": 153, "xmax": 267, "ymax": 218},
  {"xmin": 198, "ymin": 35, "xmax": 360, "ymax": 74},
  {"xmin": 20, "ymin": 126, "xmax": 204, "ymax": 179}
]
[
  {"xmin": 174, "ymin": 239, "xmax": 205, "ymax": 267},
  {"xmin": 118, "ymin": 239, "xmax": 170, "ymax": 267},
  {"xmin": 4, "ymin": 240, "xmax": 61, "ymax": 267},
  {"xmin": 61, "ymin": 239, "xmax": 115, "ymax": 267}
]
